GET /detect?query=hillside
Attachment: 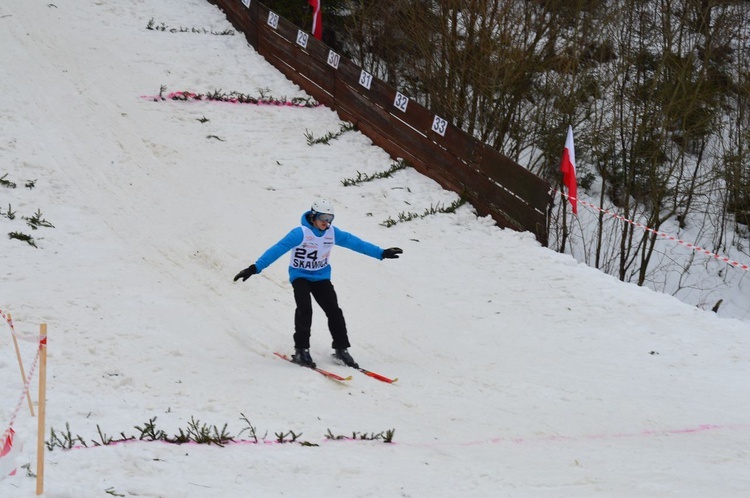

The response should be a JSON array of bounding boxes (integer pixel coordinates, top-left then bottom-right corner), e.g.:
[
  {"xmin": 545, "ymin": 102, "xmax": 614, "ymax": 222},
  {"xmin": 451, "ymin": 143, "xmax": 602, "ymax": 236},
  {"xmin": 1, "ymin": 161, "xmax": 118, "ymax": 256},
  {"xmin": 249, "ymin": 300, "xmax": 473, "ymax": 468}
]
[{"xmin": 2, "ymin": 1, "xmax": 750, "ymax": 496}]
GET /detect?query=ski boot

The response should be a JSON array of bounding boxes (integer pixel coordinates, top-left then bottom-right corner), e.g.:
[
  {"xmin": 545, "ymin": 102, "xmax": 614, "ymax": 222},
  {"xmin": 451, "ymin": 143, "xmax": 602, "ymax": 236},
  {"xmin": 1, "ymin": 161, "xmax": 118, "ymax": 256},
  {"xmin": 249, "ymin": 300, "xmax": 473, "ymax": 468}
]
[
  {"xmin": 333, "ymin": 349, "xmax": 359, "ymax": 369},
  {"xmin": 291, "ymin": 348, "xmax": 316, "ymax": 368}
]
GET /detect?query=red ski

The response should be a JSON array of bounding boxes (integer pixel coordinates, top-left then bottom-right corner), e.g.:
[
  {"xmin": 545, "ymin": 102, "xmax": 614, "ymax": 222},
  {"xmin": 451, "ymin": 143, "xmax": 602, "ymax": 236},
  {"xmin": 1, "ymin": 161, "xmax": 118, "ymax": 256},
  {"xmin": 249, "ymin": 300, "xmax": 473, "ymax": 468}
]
[
  {"xmin": 357, "ymin": 368, "xmax": 398, "ymax": 384},
  {"xmin": 274, "ymin": 352, "xmax": 352, "ymax": 382}
]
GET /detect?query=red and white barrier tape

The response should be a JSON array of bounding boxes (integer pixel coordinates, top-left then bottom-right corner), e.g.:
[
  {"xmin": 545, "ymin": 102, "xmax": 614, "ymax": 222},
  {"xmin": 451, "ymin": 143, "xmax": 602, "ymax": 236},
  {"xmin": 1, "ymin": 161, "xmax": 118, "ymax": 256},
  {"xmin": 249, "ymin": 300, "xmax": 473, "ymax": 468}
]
[
  {"xmin": 1, "ymin": 311, "xmax": 43, "ymax": 459},
  {"xmin": 140, "ymin": 91, "xmax": 322, "ymax": 107},
  {"xmin": 555, "ymin": 190, "xmax": 750, "ymax": 272},
  {"xmin": 1, "ymin": 309, "xmax": 44, "ymax": 343},
  {"xmin": 1, "ymin": 308, "xmax": 12, "ymax": 333},
  {"xmin": 0, "ymin": 428, "xmax": 18, "ymax": 478}
]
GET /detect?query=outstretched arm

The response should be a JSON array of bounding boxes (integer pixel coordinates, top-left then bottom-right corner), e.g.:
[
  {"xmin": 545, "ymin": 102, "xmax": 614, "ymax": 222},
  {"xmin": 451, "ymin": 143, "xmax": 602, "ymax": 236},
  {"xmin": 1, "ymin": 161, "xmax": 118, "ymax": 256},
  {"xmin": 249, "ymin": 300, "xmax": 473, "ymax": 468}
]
[
  {"xmin": 334, "ymin": 227, "xmax": 402, "ymax": 260},
  {"xmin": 233, "ymin": 227, "xmax": 303, "ymax": 282}
]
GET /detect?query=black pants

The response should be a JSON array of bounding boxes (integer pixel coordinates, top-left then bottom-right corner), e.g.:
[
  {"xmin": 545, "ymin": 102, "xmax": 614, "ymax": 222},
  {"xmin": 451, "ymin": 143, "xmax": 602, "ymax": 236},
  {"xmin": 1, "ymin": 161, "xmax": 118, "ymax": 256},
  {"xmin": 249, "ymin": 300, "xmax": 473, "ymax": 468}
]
[{"xmin": 292, "ymin": 279, "xmax": 350, "ymax": 350}]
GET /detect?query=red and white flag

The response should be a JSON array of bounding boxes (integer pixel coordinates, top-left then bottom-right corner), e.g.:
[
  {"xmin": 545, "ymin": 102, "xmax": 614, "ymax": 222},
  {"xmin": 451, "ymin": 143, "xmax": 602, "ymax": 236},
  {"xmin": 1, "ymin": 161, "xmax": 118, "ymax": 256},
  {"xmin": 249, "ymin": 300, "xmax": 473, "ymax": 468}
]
[
  {"xmin": 309, "ymin": 0, "xmax": 323, "ymax": 40},
  {"xmin": 560, "ymin": 125, "xmax": 578, "ymax": 214}
]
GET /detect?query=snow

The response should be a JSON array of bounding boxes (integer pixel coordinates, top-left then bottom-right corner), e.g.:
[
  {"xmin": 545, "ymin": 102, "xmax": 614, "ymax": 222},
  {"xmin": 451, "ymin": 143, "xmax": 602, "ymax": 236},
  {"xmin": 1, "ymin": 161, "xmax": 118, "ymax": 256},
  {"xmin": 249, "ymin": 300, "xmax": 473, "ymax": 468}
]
[{"xmin": 1, "ymin": 0, "xmax": 750, "ymax": 496}]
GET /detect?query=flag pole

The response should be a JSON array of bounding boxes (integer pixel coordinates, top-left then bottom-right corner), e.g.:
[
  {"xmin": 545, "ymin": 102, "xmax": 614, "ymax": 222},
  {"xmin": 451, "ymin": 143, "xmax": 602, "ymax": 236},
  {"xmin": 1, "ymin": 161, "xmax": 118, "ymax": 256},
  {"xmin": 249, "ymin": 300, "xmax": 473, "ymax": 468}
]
[
  {"xmin": 36, "ymin": 323, "xmax": 47, "ymax": 496},
  {"xmin": 8, "ymin": 314, "xmax": 35, "ymax": 416}
]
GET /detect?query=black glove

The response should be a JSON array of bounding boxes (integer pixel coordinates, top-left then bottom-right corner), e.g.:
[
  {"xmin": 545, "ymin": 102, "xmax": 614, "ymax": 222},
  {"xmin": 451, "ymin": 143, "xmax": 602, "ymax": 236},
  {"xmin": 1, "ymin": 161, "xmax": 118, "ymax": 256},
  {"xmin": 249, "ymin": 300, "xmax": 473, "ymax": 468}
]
[
  {"xmin": 382, "ymin": 247, "xmax": 403, "ymax": 259},
  {"xmin": 233, "ymin": 264, "xmax": 257, "ymax": 282}
]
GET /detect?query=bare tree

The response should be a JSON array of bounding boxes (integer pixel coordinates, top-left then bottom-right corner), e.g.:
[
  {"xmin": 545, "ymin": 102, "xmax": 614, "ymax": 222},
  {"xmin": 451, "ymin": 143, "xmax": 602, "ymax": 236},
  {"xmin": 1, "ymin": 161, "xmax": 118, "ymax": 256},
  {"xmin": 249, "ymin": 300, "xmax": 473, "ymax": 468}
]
[{"xmin": 334, "ymin": 0, "xmax": 750, "ymax": 311}]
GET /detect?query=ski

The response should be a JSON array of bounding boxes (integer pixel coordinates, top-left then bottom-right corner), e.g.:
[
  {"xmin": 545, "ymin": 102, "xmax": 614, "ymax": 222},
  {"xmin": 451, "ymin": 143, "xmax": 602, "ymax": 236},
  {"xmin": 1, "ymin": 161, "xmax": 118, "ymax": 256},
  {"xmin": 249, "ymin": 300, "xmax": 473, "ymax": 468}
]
[
  {"xmin": 274, "ymin": 352, "xmax": 352, "ymax": 382},
  {"xmin": 356, "ymin": 368, "xmax": 398, "ymax": 384},
  {"xmin": 330, "ymin": 354, "xmax": 398, "ymax": 383}
]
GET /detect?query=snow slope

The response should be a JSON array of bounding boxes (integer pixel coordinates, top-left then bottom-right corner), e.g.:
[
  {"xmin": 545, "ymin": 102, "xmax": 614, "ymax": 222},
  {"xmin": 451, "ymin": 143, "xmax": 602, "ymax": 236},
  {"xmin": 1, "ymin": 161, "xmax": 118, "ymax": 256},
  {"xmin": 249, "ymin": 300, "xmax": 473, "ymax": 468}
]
[{"xmin": 1, "ymin": 1, "xmax": 749, "ymax": 496}]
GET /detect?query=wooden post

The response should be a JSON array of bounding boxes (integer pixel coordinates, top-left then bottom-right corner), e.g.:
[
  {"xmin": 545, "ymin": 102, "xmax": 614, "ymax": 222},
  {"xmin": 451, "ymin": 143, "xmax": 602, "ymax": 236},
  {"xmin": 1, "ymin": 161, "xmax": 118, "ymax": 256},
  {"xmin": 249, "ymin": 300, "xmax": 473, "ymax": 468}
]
[
  {"xmin": 36, "ymin": 324, "xmax": 47, "ymax": 496},
  {"xmin": 7, "ymin": 313, "xmax": 35, "ymax": 416}
]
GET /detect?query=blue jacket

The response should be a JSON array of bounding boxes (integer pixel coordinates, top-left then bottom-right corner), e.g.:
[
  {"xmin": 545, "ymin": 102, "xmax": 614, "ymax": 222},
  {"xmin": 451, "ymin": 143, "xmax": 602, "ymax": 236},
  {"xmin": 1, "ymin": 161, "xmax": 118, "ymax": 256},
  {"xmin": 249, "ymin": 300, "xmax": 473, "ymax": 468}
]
[{"xmin": 254, "ymin": 211, "xmax": 385, "ymax": 282}]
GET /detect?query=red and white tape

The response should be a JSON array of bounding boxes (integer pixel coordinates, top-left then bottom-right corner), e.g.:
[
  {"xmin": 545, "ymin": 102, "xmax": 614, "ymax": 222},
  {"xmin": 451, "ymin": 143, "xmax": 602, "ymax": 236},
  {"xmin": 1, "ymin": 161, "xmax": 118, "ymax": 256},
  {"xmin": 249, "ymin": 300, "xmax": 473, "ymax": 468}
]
[
  {"xmin": 140, "ymin": 91, "xmax": 322, "ymax": 107},
  {"xmin": 1, "ymin": 309, "xmax": 44, "ymax": 343},
  {"xmin": 0, "ymin": 428, "xmax": 19, "ymax": 478},
  {"xmin": 1, "ymin": 308, "xmax": 12, "ymax": 332},
  {"xmin": 557, "ymin": 191, "xmax": 749, "ymax": 272},
  {"xmin": 1, "ymin": 311, "xmax": 43, "ymax": 473}
]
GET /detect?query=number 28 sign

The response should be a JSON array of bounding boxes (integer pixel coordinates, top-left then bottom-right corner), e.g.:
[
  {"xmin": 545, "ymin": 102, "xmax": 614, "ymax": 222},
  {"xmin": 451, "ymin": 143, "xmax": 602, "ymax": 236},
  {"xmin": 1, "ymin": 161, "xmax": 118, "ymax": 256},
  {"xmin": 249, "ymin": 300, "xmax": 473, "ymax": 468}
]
[{"xmin": 267, "ymin": 11, "xmax": 279, "ymax": 29}]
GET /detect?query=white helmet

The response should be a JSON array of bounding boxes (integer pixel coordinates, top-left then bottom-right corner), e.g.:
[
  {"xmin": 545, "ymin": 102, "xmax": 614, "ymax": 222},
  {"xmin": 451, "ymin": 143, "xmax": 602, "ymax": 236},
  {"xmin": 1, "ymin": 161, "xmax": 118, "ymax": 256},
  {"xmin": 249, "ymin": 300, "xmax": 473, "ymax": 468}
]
[{"xmin": 311, "ymin": 198, "xmax": 334, "ymax": 215}]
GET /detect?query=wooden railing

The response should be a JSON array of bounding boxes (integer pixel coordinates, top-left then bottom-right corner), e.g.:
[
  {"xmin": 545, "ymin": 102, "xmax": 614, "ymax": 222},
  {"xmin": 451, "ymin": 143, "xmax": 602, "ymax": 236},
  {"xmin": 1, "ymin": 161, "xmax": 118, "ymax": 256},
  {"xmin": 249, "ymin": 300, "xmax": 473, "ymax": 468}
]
[{"xmin": 207, "ymin": 0, "xmax": 552, "ymax": 245}]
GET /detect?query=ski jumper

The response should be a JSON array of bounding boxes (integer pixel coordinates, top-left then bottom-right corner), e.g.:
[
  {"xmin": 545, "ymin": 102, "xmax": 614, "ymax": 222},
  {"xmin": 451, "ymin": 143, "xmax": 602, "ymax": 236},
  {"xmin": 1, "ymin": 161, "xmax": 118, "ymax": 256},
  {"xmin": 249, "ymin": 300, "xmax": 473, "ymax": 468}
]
[{"xmin": 253, "ymin": 212, "xmax": 385, "ymax": 349}]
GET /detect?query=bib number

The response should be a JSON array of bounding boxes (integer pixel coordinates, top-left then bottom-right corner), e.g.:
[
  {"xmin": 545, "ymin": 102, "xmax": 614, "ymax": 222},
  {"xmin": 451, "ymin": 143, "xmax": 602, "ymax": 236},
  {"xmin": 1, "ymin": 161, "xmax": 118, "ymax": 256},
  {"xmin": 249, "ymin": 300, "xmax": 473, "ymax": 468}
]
[{"xmin": 294, "ymin": 248, "xmax": 318, "ymax": 261}]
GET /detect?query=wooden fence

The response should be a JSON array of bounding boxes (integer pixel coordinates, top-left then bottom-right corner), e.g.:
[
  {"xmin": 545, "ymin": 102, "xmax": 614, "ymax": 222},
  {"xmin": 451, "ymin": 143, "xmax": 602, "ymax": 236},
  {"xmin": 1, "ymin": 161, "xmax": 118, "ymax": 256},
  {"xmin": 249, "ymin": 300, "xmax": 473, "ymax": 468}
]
[{"xmin": 207, "ymin": 0, "xmax": 552, "ymax": 245}]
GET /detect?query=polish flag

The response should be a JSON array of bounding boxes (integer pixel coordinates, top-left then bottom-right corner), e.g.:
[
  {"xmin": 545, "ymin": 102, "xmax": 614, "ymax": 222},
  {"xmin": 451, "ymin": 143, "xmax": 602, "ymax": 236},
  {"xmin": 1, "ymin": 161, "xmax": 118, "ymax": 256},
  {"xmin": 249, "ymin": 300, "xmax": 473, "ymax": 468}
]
[
  {"xmin": 309, "ymin": 0, "xmax": 323, "ymax": 40},
  {"xmin": 560, "ymin": 125, "xmax": 578, "ymax": 214}
]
